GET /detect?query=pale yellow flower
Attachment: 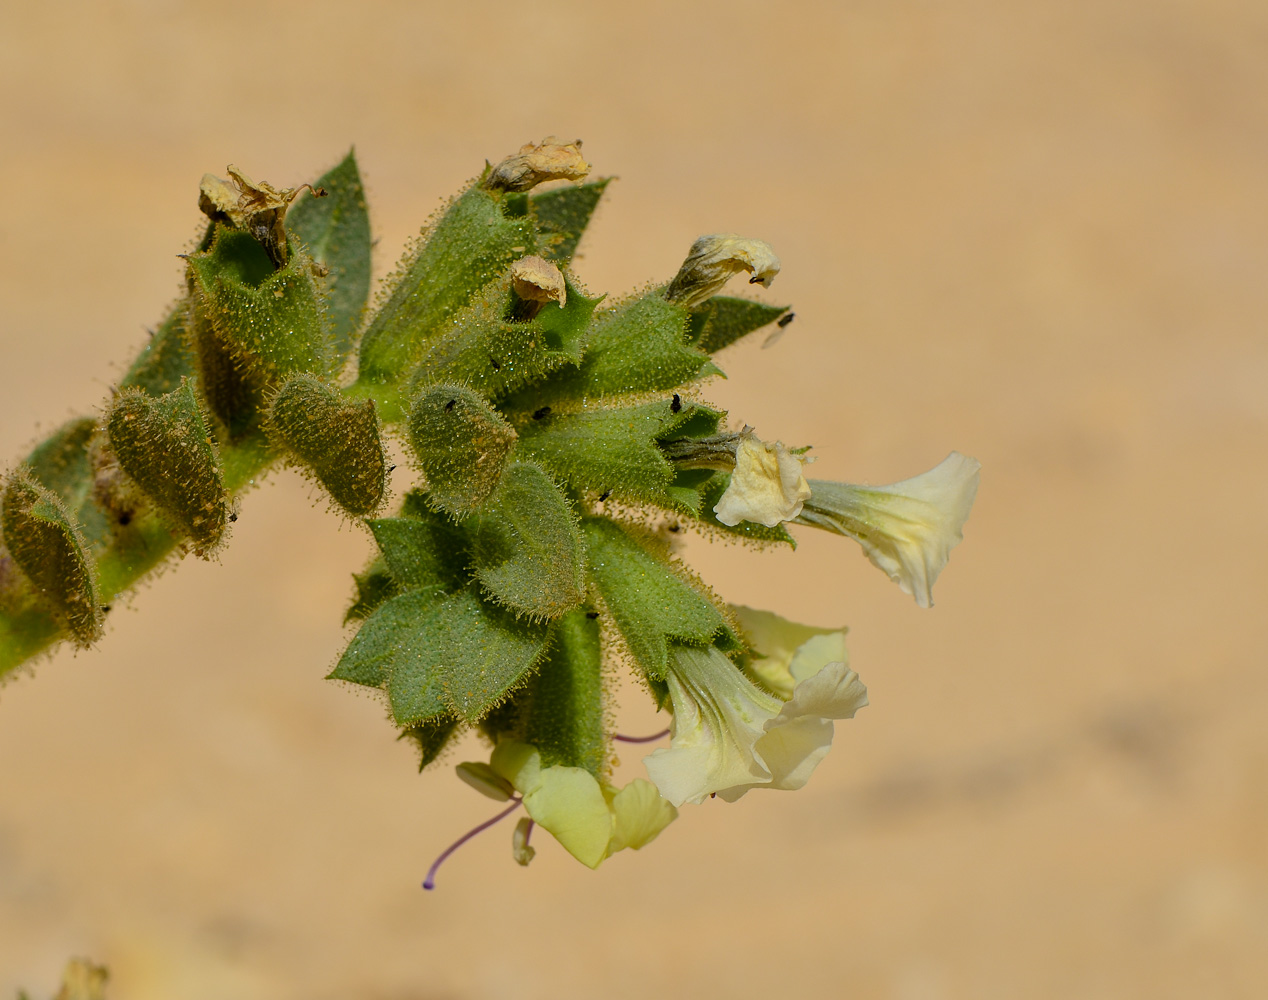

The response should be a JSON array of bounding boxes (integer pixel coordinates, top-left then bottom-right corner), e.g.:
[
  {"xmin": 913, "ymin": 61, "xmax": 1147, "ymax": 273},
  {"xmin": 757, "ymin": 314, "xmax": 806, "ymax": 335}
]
[
  {"xmin": 797, "ymin": 452, "xmax": 980, "ymax": 607},
  {"xmin": 481, "ymin": 740, "xmax": 677, "ymax": 869},
  {"xmin": 644, "ymin": 637, "xmax": 866, "ymax": 807}
]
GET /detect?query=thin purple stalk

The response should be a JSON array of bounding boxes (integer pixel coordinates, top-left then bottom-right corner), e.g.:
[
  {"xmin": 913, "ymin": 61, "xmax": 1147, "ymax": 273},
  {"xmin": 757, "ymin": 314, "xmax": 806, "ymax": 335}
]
[
  {"xmin": 423, "ymin": 797, "xmax": 521, "ymax": 891},
  {"xmin": 612, "ymin": 728, "xmax": 671, "ymax": 744}
]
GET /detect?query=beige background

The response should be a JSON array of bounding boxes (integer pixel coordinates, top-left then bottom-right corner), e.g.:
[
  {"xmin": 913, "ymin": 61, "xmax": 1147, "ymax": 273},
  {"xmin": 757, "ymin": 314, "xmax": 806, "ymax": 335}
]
[{"xmin": 3, "ymin": 1, "xmax": 1267, "ymax": 997}]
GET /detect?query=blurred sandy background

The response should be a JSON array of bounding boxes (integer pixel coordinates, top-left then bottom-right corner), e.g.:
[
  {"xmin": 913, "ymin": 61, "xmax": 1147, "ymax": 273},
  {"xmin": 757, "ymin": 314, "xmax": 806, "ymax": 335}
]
[{"xmin": 3, "ymin": 1, "xmax": 1267, "ymax": 997}]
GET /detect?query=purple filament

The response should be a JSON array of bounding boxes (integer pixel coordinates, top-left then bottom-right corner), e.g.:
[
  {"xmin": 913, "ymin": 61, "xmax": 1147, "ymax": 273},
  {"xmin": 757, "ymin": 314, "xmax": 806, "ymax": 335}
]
[
  {"xmin": 422, "ymin": 797, "xmax": 522, "ymax": 891},
  {"xmin": 612, "ymin": 728, "xmax": 671, "ymax": 744}
]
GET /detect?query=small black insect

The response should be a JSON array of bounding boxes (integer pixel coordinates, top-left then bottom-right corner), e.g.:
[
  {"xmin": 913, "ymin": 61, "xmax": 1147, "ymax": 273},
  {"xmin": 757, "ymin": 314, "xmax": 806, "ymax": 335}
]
[
  {"xmin": 598, "ymin": 489, "xmax": 611, "ymax": 502},
  {"xmin": 585, "ymin": 611, "xmax": 600, "ymax": 620},
  {"xmin": 229, "ymin": 512, "xmax": 238, "ymax": 522},
  {"xmin": 777, "ymin": 312, "xmax": 795, "ymax": 329},
  {"xmin": 532, "ymin": 406, "xmax": 551, "ymax": 420},
  {"xmin": 118, "ymin": 512, "xmax": 132, "ymax": 527},
  {"xmin": 671, "ymin": 393, "xmax": 682, "ymax": 413},
  {"xmin": 490, "ymin": 357, "xmax": 501, "ymax": 370},
  {"xmin": 102, "ymin": 605, "xmax": 112, "ymax": 614},
  {"xmin": 387, "ymin": 465, "xmax": 397, "ymax": 474},
  {"xmin": 667, "ymin": 522, "xmax": 681, "ymax": 533},
  {"xmin": 444, "ymin": 399, "xmax": 456, "ymax": 412}
]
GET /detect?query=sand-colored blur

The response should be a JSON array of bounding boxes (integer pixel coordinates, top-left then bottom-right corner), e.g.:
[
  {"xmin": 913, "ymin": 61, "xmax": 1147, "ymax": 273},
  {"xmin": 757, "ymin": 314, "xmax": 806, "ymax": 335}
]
[{"xmin": 2, "ymin": 1, "xmax": 1267, "ymax": 996}]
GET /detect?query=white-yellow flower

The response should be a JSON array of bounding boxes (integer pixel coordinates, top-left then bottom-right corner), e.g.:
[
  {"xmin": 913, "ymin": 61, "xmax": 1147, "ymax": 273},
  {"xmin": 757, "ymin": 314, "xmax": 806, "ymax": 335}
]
[
  {"xmin": 480, "ymin": 740, "xmax": 677, "ymax": 869},
  {"xmin": 665, "ymin": 234, "xmax": 782, "ymax": 309},
  {"xmin": 797, "ymin": 451, "xmax": 980, "ymax": 608},
  {"xmin": 643, "ymin": 631, "xmax": 866, "ymax": 807},
  {"xmin": 713, "ymin": 433, "xmax": 812, "ymax": 528}
]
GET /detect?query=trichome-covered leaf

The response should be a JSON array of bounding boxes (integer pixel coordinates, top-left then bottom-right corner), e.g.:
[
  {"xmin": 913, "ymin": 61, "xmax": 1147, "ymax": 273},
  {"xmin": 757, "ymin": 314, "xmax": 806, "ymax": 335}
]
[
  {"xmin": 513, "ymin": 398, "xmax": 722, "ymax": 509},
  {"xmin": 267, "ymin": 373, "xmax": 386, "ymax": 517},
  {"xmin": 356, "ymin": 185, "xmax": 537, "ymax": 409},
  {"xmin": 120, "ymin": 306, "xmax": 197, "ymax": 398},
  {"xmin": 581, "ymin": 517, "xmax": 734, "ymax": 681},
  {"xmin": 408, "ymin": 272, "xmax": 601, "ymax": 401},
  {"xmin": 344, "ymin": 555, "xmax": 399, "ymax": 623},
  {"xmin": 399, "ymin": 716, "xmax": 460, "ymax": 771},
  {"xmin": 285, "ymin": 149, "xmax": 372, "ymax": 358},
  {"xmin": 530, "ymin": 178, "xmax": 611, "ymax": 264},
  {"xmin": 366, "ymin": 509, "xmax": 467, "ymax": 591},
  {"xmin": 106, "ymin": 379, "xmax": 228, "ymax": 556},
  {"xmin": 330, "ymin": 584, "xmax": 551, "ymax": 725},
  {"xmin": 1, "ymin": 468, "xmax": 102, "ymax": 646},
  {"xmin": 407, "ymin": 384, "xmax": 517, "ymax": 517},
  {"xmin": 687, "ymin": 296, "xmax": 789, "ymax": 354},
  {"xmin": 25, "ymin": 417, "xmax": 96, "ymax": 512},
  {"xmin": 532, "ymin": 290, "xmax": 715, "ymax": 402},
  {"xmin": 464, "ymin": 462, "xmax": 584, "ymax": 620}
]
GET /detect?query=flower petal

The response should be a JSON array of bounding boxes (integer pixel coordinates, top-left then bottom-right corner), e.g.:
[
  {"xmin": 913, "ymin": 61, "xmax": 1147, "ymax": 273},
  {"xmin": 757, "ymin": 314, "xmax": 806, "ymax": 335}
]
[
  {"xmin": 721, "ymin": 662, "xmax": 868, "ymax": 800},
  {"xmin": 489, "ymin": 740, "xmax": 542, "ymax": 795},
  {"xmin": 731, "ymin": 604, "xmax": 847, "ymax": 697},
  {"xmin": 522, "ymin": 765, "xmax": 614, "ymax": 869},
  {"xmin": 607, "ymin": 779, "xmax": 679, "ymax": 854},
  {"xmin": 643, "ymin": 646, "xmax": 781, "ymax": 806},
  {"xmin": 713, "ymin": 435, "xmax": 811, "ymax": 528},
  {"xmin": 798, "ymin": 452, "xmax": 980, "ymax": 607}
]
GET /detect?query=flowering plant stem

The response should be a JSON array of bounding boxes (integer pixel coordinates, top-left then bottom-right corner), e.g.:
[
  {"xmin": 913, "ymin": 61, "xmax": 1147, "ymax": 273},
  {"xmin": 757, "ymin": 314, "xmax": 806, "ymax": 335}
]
[{"xmin": 0, "ymin": 138, "xmax": 979, "ymax": 877}]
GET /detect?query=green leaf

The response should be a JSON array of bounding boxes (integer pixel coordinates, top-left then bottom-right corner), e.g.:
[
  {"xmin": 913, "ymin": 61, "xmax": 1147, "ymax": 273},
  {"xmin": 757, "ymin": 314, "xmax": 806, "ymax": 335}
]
[
  {"xmin": 530, "ymin": 178, "xmax": 611, "ymax": 263},
  {"xmin": 529, "ymin": 290, "xmax": 714, "ymax": 403},
  {"xmin": 430, "ymin": 586, "xmax": 552, "ymax": 723},
  {"xmin": 512, "ymin": 398, "xmax": 722, "ymax": 508},
  {"xmin": 687, "ymin": 296, "xmax": 789, "ymax": 354},
  {"xmin": 356, "ymin": 185, "xmax": 537, "ymax": 405},
  {"xmin": 367, "ymin": 510, "xmax": 468, "ymax": 591},
  {"xmin": 120, "ymin": 305, "xmax": 197, "ymax": 398},
  {"xmin": 581, "ymin": 517, "xmax": 733, "ymax": 681},
  {"xmin": 330, "ymin": 584, "xmax": 550, "ymax": 724},
  {"xmin": 408, "ymin": 273, "xmax": 601, "ymax": 401},
  {"xmin": 406, "ymin": 385, "xmax": 518, "ymax": 518},
  {"xmin": 26, "ymin": 417, "xmax": 96, "ymax": 513},
  {"xmin": 267, "ymin": 373, "xmax": 386, "ymax": 517},
  {"xmin": 510, "ymin": 608, "xmax": 607, "ymax": 775},
  {"xmin": 106, "ymin": 379, "xmax": 229, "ymax": 556},
  {"xmin": 464, "ymin": 462, "xmax": 584, "ymax": 620},
  {"xmin": 1, "ymin": 468, "xmax": 101, "ymax": 647},
  {"xmin": 399, "ymin": 716, "xmax": 460, "ymax": 771},
  {"xmin": 330, "ymin": 585, "xmax": 447, "ymax": 692},
  {"xmin": 285, "ymin": 149, "xmax": 372, "ymax": 358},
  {"xmin": 344, "ymin": 556, "xmax": 400, "ymax": 623}
]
